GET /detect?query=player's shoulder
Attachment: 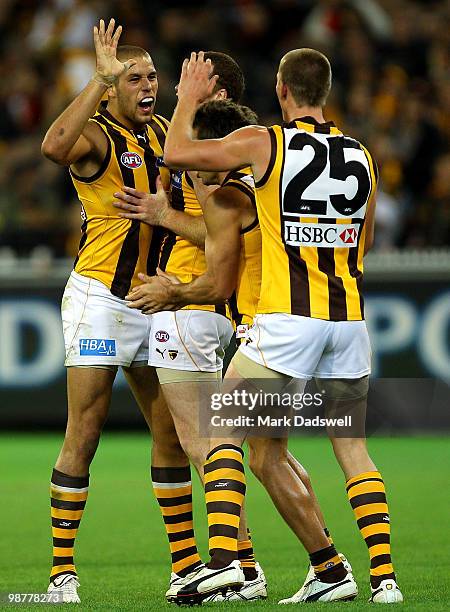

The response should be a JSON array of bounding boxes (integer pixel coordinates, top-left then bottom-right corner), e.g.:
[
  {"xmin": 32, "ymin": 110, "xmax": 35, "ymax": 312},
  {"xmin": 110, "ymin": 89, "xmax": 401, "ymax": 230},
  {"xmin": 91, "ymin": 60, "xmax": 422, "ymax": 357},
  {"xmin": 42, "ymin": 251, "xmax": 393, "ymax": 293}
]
[
  {"xmin": 340, "ymin": 132, "xmax": 379, "ymax": 181},
  {"xmin": 222, "ymin": 168, "xmax": 255, "ymax": 194},
  {"xmin": 231, "ymin": 124, "xmax": 270, "ymax": 141},
  {"xmin": 211, "ymin": 174, "xmax": 254, "ymax": 216},
  {"xmin": 152, "ymin": 114, "xmax": 170, "ymax": 132}
]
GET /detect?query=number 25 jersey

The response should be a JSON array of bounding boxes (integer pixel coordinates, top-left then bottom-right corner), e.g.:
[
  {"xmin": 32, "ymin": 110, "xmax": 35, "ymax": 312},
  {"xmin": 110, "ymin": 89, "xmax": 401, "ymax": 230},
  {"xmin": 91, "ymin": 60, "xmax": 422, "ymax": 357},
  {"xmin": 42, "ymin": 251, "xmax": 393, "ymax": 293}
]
[{"xmin": 255, "ymin": 116, "xmax": 378, "ymax": 321}]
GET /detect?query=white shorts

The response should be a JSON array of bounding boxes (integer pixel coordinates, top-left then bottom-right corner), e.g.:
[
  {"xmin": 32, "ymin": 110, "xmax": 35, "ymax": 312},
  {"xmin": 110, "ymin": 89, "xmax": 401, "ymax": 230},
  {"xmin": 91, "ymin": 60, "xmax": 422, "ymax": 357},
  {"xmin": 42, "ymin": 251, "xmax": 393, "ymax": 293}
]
[
  {"xmin": 239, "ymin": 313, "xmax": 371, "ymax": 379},
  {"xmin": 62, "ymin": 271, "xmax": 151, "ymax": 367},
  {"xmin": 148, "ymin": 310, "xmax": 233, "ymax": 372}
]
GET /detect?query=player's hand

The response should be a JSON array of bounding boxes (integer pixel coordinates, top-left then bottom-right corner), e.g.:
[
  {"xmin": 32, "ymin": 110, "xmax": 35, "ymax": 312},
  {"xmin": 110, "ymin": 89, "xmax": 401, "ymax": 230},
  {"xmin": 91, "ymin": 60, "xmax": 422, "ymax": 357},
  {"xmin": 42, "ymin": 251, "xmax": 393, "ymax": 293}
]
[
  {"xmin": 157, "ymin": 268, "xmax": 181, "ymax": 284},
  {"xmin": 113, "ymin": 176, "xmax": 170, "ymax": 226},
  {"xmin": 125, "ymin": 273, "xmax": 178, "ymax": 314},
  {"xmin": 93, "ymin": 18, "xmax": 136, "ymax": 85},
  {"xmin": 176, "ymin": 51, "xmax": 219, "ymax": 104}
]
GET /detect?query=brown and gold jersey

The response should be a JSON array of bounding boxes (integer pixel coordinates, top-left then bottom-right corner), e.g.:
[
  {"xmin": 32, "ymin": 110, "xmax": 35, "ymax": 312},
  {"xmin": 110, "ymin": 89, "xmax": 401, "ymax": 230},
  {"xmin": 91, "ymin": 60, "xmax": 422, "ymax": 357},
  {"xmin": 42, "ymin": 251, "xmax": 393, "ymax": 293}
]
[
  {"xmin": 222, "ymin": 170, "xmax": 262, "ymax": 334},
  {"xmin": 159, "ymin": 170, "xmax": 228, "ymax": 317},
  {"xmin": 70, "ymin": 107, "xmax": 170, "ymax": 299},
  {"xmin": 255, "ymin": 117, "xmax": 378, "ymax": 321}
]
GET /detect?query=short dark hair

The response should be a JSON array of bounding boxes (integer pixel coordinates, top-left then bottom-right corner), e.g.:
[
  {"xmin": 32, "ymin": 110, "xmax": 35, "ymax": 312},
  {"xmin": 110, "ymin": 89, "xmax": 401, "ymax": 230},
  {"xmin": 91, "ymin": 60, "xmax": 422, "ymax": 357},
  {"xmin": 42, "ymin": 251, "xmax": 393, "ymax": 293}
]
[
  {"xmin": 116, "ymin": 45, "xmax": 151, "ymax": 62},
  {"xmin": 279, "ymin": 48, "xmax": 332, "ymax": 107},
  {"xmin": 193, "ymin": 99, "xmax": 258, "ymax": 140},
  {"xmin": 204, "ymin": 51, "xmax": 245, "ymax": 103}
]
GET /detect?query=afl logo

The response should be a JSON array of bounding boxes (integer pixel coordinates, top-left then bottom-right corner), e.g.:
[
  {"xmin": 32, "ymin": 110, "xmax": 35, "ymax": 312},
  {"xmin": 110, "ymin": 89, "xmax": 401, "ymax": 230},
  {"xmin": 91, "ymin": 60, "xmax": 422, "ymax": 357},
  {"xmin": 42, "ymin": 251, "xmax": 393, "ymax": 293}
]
[
  {"xmin": 155, "ymin": 330, "xmax": 169, "ymax": 342},
  {"xmin": 120, "ymin": 152, "xmax": 143, "ymax": 169}
]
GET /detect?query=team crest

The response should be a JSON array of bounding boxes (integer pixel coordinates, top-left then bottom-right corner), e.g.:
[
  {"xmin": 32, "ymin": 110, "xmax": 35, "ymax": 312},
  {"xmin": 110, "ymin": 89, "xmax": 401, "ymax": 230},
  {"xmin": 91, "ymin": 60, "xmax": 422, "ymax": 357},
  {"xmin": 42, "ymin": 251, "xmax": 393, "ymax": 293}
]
[
  {"xmin": 168, "ymin": 350, "xmax": 178, "ymax": 360},
  {"xmin": 120, "ymin": 151, "xmax": 143, "ymax": 169}
]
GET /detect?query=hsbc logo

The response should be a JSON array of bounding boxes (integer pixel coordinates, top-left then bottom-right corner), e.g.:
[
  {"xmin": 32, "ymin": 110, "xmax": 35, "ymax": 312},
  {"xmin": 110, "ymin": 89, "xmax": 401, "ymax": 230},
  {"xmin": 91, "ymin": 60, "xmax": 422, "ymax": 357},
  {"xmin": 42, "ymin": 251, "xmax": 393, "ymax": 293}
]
[
  {"xmin": 339, "ymin": 227, "xmax": 357, "ymax": 244},
  {"xmin": 284, "ymin": 221, "xmax": 360, "ymax": 248},
  {"xmin": 120, "ymin": 152, "xmax": 143, "ymax": 169}
]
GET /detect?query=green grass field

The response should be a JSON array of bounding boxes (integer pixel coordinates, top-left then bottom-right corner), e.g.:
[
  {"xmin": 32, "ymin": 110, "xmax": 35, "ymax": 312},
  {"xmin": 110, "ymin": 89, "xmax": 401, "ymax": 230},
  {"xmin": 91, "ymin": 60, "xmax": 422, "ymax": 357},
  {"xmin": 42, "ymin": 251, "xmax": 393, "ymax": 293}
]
[{"xmin": 1, "ymin": 434, "xmax": 449, "ymax": 611}]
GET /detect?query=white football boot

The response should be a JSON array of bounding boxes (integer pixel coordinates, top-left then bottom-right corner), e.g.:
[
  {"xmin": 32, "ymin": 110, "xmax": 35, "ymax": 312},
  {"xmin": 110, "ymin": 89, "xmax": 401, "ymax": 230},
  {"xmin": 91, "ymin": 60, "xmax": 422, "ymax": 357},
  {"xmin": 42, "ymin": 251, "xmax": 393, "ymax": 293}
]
[
  {"xmin": 175, "ymin": 560, "xmax": 245, "ymax": 605},
  {"xmin": 203, "ymin": 562, "xmax": 267, "ymax": 602},
  {"xmin": 165, "ymin": 565, "xmax": 205, "ymax": 602},
  {"xmin": 47, "ymin": 574, "xmax": 80, "ymax": 603},
  {"xmin": 279, "ymin": 553, "xmax": 353, "ymax": 604},
  {"xmin": 370, "ymin": 579, "xmax": 404, "ymax": 603},
  {"xmin": 295, "ymin": 574, "xmax": 358, "ymax": 602}
]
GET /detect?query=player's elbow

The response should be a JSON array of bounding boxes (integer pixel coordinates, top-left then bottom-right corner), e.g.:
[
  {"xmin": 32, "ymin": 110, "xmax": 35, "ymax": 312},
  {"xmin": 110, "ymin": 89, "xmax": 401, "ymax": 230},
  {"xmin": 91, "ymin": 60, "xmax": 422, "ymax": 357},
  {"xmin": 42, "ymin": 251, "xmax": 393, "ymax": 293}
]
[
  {"xmin": 163, "ymin": 148, "xmax": 187, "ymax": 170},
  {"xmin": 214, "ymin": 279, "xmax": 235, "ymax": 302},
  {"xmin": 41, "ymin": 136, "xmax": 67, "ymax": 165}
]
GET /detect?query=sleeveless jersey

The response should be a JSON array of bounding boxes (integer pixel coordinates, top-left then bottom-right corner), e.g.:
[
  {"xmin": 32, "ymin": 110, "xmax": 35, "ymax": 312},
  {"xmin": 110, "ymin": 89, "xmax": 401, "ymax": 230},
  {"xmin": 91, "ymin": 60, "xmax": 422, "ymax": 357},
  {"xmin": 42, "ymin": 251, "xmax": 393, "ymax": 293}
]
[
  {"xmin": 221, "ymin": 170, "xmax": 262, "ymax": 335},
  {"xmin": 254, "ymin": 116, "xmax": 378, "ymax": 321},
  {"xmin": 159, "ymin": 170, "xmax": 228, "ymax": 317},
  {"xmin": 70, "ymin": 107, "xmax": 170, "ymax": 299}
]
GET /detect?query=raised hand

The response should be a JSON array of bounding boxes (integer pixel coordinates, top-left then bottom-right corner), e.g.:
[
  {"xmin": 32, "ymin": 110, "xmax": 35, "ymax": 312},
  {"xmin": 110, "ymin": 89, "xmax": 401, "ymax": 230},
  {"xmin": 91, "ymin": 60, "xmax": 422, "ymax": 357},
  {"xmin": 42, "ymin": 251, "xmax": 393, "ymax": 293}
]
[
  {"xmin": 93, "ymin": 18, "xmax": 136, "ymax": 85},
  {"xmin": 176, "ymin": 51, "xmax": 219, "ymax": 104}
]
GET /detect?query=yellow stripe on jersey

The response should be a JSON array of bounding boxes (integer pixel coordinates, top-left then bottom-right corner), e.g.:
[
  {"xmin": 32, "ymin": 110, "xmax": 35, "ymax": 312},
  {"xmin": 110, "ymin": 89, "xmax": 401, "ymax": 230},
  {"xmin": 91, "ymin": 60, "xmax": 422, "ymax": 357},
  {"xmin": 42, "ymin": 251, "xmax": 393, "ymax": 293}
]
[
  {"xmin": 222, "ymin": 169, "xmax": 262, "ymax": 331},
  {"xmin": 255, "ymin": 117, "xmax": 378, "ymax": 321},
  {"xmin": 70, "ymin": 107, "xmax": 170, "ymax": 299},
  {"xmin": 159, "ymin": 170, "xmax": 229, "ymax": 317}
]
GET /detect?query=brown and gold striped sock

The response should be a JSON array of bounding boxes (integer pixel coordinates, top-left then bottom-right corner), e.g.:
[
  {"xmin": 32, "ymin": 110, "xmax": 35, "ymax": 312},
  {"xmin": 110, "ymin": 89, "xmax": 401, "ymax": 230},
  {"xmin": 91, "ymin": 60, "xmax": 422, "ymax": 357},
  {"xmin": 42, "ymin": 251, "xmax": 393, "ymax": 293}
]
[
  {"xmin": 346, "ymin": 470, "xmax": 396, "ymax": 589},
  {"xmin": 204, "ymin": 444, "xmax": 246, "ymax": 569},
  {"xmin": 238, "ymin": 529, "xmax": 257, "ymax": 580},
  {"xmin": 324, "ymin": 527, "xmax": 334, "ymax": 546},
  {"xmin": 50, "ymin": 468, "xmax": 89, "ymax": 582},
  {"xmin": 310, "ymin": 545, "xmax": 347, "ymax": 584},
  {"xmin": 151, "ymin": 465, "xmax": 202, "ymax": 577}
]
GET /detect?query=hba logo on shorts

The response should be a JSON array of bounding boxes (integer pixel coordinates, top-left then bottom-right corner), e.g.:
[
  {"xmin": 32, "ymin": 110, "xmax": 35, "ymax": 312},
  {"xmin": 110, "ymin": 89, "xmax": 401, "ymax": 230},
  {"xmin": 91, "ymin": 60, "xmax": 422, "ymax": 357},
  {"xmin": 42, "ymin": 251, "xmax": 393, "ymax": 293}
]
[
  {"xmin": 284, "ymin": 221, "xmax": 359, "ymax": 248},
  {"xmin": 155, "ymin": 330, "xmax": 169, "ymax": 342},
  {"xmin": 120, "ymin": 152, "xmax": 143, "ymax": 169},
  {"xmin": 79, "ymin": 339, "xmax": 116, "ymax": 356}
]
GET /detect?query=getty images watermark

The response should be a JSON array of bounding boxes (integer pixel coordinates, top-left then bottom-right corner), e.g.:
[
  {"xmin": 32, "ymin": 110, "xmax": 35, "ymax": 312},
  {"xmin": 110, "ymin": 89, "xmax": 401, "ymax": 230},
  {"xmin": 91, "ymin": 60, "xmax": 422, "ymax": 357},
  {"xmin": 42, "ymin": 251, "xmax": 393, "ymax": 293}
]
[
  {"xmin": 200, "ymin": 378, "xmax": 450, "ymax": 438},
  {"xmin": 199, "ymin": 378, "xmax": 366, "ymax": 438}
]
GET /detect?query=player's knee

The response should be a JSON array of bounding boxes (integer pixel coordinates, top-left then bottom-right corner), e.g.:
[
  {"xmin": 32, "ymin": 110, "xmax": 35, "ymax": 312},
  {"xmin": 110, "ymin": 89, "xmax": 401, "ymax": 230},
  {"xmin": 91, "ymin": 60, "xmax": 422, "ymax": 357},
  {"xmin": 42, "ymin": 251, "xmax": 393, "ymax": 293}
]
[
  {"xmin": 64, "ymin": 425, "xmax": 101, "ymax": 463},
  {"xmin": 183, "ymin": 443, "xmax": 208, "ymax": 473},
  {"xmin": 152, "ymin": 435, "xmax": 186, "ymax": 465}
]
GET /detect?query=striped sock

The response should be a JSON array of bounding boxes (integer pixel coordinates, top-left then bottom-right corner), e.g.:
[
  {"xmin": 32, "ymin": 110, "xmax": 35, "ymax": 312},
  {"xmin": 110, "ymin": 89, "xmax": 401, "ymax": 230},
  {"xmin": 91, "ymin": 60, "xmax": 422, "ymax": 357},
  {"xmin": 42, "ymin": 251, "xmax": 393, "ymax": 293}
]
[
  {"xmin": 324, "ymin": 527, "xmax": 334, "ymax": 546},
  {"xmin": 205, "ymin": 444, "xmax": 246, "ymax": 569},
  {"xmin": 50, "ymin": 468, "xmax": 89, "ymax": 582},
  {"xmin": 151, "ymin": 465, "xmax": 202, "ymax": 577},
  {"xmin": 238, "ymin": 529, "xmax": 257, "ymax": 580},
  {"xmin": 310, "ymin": 545, "xmax": 347, "ymax": 583},
  {"xmin": 346, "ymin": 470, "xmax": 396, "ymax": 589}
]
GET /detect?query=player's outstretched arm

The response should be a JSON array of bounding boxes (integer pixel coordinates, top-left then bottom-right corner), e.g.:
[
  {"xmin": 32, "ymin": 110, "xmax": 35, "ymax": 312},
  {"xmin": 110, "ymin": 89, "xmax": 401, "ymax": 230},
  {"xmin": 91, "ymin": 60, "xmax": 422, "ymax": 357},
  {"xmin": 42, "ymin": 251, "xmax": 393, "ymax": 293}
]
[
  {"xmin": 164, "ymin": 52, "xmax": 269, "ymax": 176},
  {"xmin": 125, "ymin": 188, "xmax": 242, "ymax": 314},
  {"xmin": 41, "ymin": 18, "xmax": 135, "ymax": 167},
  {"xmin": 113, "ymin": 176, "xmax": 207, "ymax": 247}
]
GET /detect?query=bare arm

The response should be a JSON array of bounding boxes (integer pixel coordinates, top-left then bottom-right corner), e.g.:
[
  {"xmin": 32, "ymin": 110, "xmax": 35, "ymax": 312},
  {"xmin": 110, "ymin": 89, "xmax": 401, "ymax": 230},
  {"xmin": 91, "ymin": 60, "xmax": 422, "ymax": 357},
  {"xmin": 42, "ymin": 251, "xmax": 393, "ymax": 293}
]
[
  {"xmin": 163, "ymin": 52, "xmax": 270, "ymax": 179},
  {"xmin": 41, "ymin": 19, "xmax": 135, "ymax": 167},
  {"xmin": 113, "ymin": 177, "xmax": 207, "ymax": 247},
  {"xmin": 125, "ymin": 187, "xmax": 244, "ymax": 313}
]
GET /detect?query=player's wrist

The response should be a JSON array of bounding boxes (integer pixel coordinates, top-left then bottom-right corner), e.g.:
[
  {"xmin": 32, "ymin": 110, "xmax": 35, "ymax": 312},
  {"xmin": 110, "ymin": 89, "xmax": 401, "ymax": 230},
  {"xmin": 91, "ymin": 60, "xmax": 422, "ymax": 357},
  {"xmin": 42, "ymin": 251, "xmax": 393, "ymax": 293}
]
[
  {"xmin": 177, "ymin": 95, "xmax": 200, "ymax": 111},
  {"xmin": 157, "ymin": 205, "xmax": 173, "ymax": 228},
  {"xmin": 92, "ymin": 72, "xmax": 116, "ymax": 87},
  {"xmin": 168, "ymin": 283, "xmax": 185, "ymax": 307}
]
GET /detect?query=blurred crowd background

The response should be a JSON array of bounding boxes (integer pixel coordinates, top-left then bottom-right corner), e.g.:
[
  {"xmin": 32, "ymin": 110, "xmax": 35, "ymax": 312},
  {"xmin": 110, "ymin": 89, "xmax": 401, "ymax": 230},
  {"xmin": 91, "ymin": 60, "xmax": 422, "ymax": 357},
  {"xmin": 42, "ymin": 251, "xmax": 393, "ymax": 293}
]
[{"xmin": 0, "ymin": 0, "xmax": 448, "ymax": 260}]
